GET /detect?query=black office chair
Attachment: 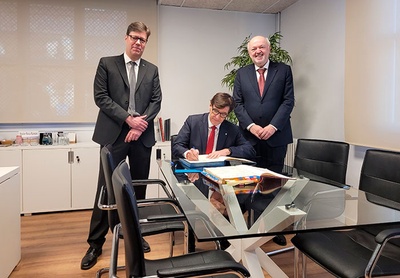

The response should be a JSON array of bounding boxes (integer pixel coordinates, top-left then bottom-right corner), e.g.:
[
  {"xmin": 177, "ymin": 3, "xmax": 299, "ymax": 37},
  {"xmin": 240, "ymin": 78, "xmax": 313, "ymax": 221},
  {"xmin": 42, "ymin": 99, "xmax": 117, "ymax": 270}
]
[
  {"xmin": 290, "ymin": 138, "xmax": 350, "ymax": 225},
  {"xmin": 293, "ymin": 138, "xmax": 350, "ymax": 184},
  {"xmin": 170, "ymin": 134, "xmax": 179, "ymax": 162},
  {"xmin": 96, "ymin": 145, "xmax": 187, "ymax": 278},
  {"xmin": 247, "ymin": 138, "xmax": 350, "ymax": 249},
  {"xmin": 291, "ymin": 149, "xmax": 400, "ymax": 278},
  {"xmin": 112, "ymin": 159, "xmax": 250, "ymax": 278}
]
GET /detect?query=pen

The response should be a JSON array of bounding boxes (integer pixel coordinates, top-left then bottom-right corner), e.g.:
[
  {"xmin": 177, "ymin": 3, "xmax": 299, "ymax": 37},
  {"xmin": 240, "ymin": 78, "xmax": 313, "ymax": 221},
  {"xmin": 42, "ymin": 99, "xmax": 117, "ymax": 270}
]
[{"xmin": 189, "ymin": 146, "xmax": 199, "ymax": 160}]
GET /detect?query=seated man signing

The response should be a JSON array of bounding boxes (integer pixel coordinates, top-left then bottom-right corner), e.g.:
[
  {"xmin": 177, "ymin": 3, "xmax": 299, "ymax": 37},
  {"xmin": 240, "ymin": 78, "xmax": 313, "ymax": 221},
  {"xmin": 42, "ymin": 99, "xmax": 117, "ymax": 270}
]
[
  {"xmin": 172, "ymin": 92, "xmax": 256, "ymax": 252},
  {"xmin": 172, "ymin": 92, "xmax": 256, "ymax": 196}
]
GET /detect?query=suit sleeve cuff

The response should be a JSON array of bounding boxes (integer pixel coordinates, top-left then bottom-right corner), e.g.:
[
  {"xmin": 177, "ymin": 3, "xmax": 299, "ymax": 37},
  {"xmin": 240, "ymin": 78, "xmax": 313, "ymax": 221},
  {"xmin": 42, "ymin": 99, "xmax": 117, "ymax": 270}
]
[{"xmin": 247, "ymin": 123, "xmax": 255, "ymax": 131}]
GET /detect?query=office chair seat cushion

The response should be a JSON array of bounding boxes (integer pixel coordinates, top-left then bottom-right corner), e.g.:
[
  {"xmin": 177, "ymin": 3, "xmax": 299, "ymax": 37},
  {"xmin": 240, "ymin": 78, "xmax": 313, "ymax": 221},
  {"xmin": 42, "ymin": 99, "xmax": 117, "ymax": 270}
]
[
  {"xmin": 141, "ymin": 221, "xmax": 185, "ymax": 235},
  {"xmin": 292, "ymin": 229, "xmax": 400, "ymax": 278},
  {"xmin": 138, "ymin": 203, "xmax": 185, "ymax": 235},
  {"xmin": 145, "ymin": 250, "xmax": 250, "ymax": 278}
]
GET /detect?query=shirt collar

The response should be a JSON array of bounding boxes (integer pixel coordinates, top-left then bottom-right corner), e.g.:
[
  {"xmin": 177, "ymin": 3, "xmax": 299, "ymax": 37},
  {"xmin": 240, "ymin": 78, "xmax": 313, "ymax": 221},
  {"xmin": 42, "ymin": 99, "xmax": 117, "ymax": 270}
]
[
  {"xmin": 208, "ymin": 117, "xmax": 221, "ymax": 130},
  {"xmin": 254, "ymin": 59, "xmax": 270, "ymax": 71},
  {"xmin": 124, "ymin": 53, "xmax": 141, "ymax": 66}
]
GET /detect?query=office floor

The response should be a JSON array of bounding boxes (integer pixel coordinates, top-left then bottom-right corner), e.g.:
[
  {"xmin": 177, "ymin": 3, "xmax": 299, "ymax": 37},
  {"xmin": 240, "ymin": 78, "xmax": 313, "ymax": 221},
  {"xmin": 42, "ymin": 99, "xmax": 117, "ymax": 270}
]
[{"xmin": 10, "ymin": 210, "xmax": 332, "ymax": 277}]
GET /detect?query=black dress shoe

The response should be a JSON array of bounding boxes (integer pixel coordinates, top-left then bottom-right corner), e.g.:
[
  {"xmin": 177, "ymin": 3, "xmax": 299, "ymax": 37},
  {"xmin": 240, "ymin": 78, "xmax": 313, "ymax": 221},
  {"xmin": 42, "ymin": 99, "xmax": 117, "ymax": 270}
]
[
  {"xmin": 142, "ymin": 238, "xmax": 151, "ymax": 253},
  {"xmin": 81, "ymin": 247, "xmax": 102, "ymax": 270},
  {"xmin": 272, "ymin": 235, "xmax": 287, "ymax": 246}
]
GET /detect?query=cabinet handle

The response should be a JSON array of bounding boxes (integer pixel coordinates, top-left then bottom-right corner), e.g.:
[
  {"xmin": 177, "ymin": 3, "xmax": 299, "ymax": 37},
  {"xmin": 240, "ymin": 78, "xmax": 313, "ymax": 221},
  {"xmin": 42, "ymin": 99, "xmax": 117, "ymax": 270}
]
[
  {"xmin": 68, "ymin": 151, "xmax": 74, "ymax": 164},
  {"xmin": 76, "ymin": 156, "xmax": 80, "ymax": 163}
]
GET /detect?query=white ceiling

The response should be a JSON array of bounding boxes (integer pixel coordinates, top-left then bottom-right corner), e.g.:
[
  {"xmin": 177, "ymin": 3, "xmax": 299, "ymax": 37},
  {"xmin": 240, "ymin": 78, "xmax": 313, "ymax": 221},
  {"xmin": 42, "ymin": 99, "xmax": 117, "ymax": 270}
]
[{"xmin": 158, "ymin": 0, "xmax": 299, "ymax": 14}]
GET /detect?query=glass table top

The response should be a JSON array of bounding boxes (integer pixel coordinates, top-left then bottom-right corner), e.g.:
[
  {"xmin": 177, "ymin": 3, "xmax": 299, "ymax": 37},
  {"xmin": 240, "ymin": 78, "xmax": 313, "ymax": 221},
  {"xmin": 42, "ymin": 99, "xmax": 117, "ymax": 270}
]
[{"xmin": 158, "ymin": 160, "xmax": 400, "ymax": 242}]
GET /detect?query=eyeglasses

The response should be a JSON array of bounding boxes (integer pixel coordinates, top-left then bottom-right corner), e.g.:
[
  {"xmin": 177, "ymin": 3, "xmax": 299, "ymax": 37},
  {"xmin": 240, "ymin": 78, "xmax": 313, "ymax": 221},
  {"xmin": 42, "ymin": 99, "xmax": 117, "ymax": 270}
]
[
  {"xmin": 211, "ymin": 107, "xmax": 228, "ymax": 118},
  {"xmin": 127, "ymin": 34, "xmax": 147, "ymax": 45}
]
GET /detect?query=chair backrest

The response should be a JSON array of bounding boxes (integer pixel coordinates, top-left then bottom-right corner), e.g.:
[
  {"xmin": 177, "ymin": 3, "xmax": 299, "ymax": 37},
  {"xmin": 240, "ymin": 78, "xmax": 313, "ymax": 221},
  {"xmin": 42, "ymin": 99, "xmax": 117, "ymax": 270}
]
[
  {"xmin": 112, "ymin": 160, "xmax": 146, "ymax": 277},
  {"xmin": 359, "ymin": 149, "xmax": 400, "ymax": 248},
  {"xmin": 170, "ymin": 134, "xmax": 179, "ymax": 161},
  {"xmin": 294, "ymin": 138, "xmax": 350, "ymax": 184},
  {"xmin": 360, "ymin": 149, "xmax": 400, "ymax": 203},
  {"xmin": 100, "ymin": 144, "xmax": 120, "ymax": 231}
]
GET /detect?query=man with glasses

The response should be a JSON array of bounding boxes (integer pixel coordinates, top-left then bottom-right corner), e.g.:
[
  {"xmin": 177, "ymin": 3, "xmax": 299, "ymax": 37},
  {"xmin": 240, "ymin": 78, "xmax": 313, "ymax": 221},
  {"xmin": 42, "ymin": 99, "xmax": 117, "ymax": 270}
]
[
  {"xmin": 172, "ymin": 93, "xmax": 255, "ymax": 168},
  {"xmin": 172, "ymin": 92, "xmax": 255, "ymax": 252},
  {"xmin": 172, "ymin": 92, "xmax": 255, "ymax": 196},
  {"xmin": 81, "ymin": 21, "xmax": 162, "ymax": 270}
]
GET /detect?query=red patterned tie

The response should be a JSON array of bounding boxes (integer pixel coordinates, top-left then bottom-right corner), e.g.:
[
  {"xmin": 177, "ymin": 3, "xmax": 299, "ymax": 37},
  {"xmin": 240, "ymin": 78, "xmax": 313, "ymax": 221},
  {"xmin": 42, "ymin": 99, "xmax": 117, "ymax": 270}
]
[
  {"xmin": 206, "ymin": 126, "xmax": 216, "ymax": 154},
  {"xmin": 257, "ymin": 68, "xmax": 266, "ymax": 96}
]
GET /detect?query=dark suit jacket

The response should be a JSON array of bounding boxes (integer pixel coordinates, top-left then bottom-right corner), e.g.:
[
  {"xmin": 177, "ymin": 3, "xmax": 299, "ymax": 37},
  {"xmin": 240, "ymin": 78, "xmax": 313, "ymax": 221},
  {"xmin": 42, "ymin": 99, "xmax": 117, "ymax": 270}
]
[
  {"xmin": 92, "ymin": 54, "xmax": 161, "ymax": 147},
  {"xmin": 233, "ymin": 61, "xmax": 294, "ymax": 147},
  {"xmin": 172, "ymin": 113, "xmax": 256, "ymax": 159}
]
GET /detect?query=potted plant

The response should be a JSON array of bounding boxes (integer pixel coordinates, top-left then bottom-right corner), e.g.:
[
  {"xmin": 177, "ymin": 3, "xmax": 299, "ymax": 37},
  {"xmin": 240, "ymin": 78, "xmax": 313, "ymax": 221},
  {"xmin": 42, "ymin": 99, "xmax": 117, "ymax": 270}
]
[{"xmin": 221, "ymin": 32, "xmax": 292, "ymax": 124}]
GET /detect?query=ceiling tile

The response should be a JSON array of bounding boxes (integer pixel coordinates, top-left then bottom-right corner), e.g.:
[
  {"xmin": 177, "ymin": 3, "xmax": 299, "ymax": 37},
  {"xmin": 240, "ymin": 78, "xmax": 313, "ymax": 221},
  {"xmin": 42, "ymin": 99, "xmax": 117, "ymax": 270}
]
[{"xmin": 158, "ymin": 0, "xmax": 299, "ymax": 14}]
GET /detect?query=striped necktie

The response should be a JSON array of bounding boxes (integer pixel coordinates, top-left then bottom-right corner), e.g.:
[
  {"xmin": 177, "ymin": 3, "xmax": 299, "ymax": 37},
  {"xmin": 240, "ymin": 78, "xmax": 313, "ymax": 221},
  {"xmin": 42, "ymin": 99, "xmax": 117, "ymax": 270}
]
[{"xmin": 128, "ymin": 61, "xmax": 138, "ymax": 115}]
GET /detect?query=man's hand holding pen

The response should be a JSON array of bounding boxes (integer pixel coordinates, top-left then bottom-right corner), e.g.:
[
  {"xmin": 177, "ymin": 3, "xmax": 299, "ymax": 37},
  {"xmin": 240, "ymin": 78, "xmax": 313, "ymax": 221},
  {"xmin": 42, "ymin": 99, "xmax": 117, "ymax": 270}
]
[{"xmin": 186, "ymin": 147, "xmax": 199, "ymax": 161}]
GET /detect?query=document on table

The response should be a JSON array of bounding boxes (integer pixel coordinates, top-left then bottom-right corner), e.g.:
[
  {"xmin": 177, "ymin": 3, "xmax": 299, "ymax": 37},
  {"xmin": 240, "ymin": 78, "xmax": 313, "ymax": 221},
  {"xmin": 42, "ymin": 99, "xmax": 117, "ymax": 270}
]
[{"xmin": 180, "ymin": 155, "xmax": 255, "ymax": 168}]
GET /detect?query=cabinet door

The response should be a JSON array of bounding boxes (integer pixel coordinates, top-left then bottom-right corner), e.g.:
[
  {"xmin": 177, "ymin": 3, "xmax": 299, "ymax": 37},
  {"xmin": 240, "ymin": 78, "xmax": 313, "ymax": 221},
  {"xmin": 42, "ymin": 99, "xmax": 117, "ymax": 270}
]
[
  {"xmin": 0, "ymin": 149, "xmax": 21, "ymax": 167},
  {"xmin": 22, "ymin": 149, "xmax": 70, "ymax": 213},
  {"xmin": 71, "ymin": 147, "xmax": 99, "ymax": 209},
  {"xmin": 0, "ymin": 170, "xmax": 21, "ymax": 278},
  {"xmin": 0, "ymin": 149, "xmax": 22, "ymax": 211}
]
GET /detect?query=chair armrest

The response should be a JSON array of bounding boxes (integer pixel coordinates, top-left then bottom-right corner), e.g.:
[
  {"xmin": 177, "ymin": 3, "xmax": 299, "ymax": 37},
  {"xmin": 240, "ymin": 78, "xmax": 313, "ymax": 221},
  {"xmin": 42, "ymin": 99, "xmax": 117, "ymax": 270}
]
[
  {"xmin": 97, "ymin": 185, "xmax": 117, "ymax": 211},
  {"xmin": 375, "ymin": 227, "xmax": 400, "ymax": 244},
  {"xmin": 142, "ymin": 213, "xmax": 186, "ymax": 223},
  {"xmin": 156, "ymin": 258, "xmax": 250, "ymax": 278},
  {"xmin": 131, "ymin": 178, "xmax": 174, "ymax": 199},
  {"xmin": 137, "ymin": 197, "xmax": 179, "ymax": 205},
  {"xmin": 365, "ymin": 227, "xmax": 400, "ymax": 278}
]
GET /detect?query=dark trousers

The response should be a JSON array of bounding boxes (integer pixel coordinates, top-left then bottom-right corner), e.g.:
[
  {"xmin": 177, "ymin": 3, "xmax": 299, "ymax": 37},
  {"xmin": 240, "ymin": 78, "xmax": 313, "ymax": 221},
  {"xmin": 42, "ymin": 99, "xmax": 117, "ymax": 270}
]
[
  {"xmin": 254, "ymin": 141, "xmax": 287, "ymax": 174},
  {"xmin": 86, "ymin": 125, "xmax": 152, "ymax": 249}
]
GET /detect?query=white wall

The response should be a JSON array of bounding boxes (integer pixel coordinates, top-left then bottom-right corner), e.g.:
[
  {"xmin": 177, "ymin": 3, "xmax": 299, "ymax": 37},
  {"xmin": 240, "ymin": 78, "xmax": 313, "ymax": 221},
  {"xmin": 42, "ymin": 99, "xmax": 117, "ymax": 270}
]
[
  {"xmin": 0, "ymin": 2, "xmax": 374, "ymax": 189},
  {"xmin": 281, "ymin": 0, "xmax": 365, "ymax": 187},
  {"xmin": 158, "ymin": 6, "xmax": 276, "ymax": 135},
  {"xmin": 281, "ymin": 0, "xmax": 346, "ymax": 140}
]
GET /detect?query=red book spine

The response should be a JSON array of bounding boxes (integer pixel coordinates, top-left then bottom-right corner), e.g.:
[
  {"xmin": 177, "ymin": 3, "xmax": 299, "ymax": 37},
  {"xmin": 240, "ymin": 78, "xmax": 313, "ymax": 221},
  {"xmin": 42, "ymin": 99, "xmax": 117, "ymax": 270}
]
[{"xmin": 158, "ymin": 117, "xmax": 165, "ymax": 142}]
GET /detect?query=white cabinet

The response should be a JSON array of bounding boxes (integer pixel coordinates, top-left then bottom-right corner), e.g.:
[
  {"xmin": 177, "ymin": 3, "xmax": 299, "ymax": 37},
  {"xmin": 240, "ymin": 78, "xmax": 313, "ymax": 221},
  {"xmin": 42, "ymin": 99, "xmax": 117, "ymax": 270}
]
[
  {"xmin": 147, "ymin": 141, "xmax": 171, "ymax": 198},
  {"xmin": 0, "ymin": 143, "xmax": 99, "ymax": 214},
  {"xmin": 22, "ymin": 148, "xmax": 71, "ymax": 213},
  {"xmin": 0, "ymin": 149, "xmax": 23, "ymax": 211},
  {"xmin": 0, "ymin": 141, "xmax": 170, "ymax": 213},
  {"xmin": 21, "ymin": 145, "xmax": 99, "ymax": 213},
  {"xmin": 0, "ymin": 148, "xmax": 21, "ymax": 167},
  {"xmin": 71, "ymin": 147, "xmax": 99, "ymax": 209},
  {"xmin": 0, "ymin": 167, "xmax": 20, "ymax": 278}
]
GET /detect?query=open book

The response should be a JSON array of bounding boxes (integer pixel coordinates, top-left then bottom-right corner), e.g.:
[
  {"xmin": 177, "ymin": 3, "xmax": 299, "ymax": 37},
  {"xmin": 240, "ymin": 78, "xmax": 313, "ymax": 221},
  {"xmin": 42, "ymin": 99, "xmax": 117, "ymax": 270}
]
[
  {"xmin": 201, "ymin": 164, "xmax": 294, "ymax": 194},
  {"xmin": 179, "ymin": 154, "xmax": 255, "ymax": 169}
]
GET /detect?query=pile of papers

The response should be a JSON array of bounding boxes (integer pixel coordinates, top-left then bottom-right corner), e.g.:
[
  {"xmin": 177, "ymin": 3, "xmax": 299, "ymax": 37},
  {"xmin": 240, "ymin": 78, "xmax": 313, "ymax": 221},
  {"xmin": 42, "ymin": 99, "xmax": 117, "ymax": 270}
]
[
  {"xmin": 179, "ymin": 155, "xmax": 255, "ymax": 169},
  {"xmin": 202, "ymin": 164, "xmax": 294, "ymax": 194}
]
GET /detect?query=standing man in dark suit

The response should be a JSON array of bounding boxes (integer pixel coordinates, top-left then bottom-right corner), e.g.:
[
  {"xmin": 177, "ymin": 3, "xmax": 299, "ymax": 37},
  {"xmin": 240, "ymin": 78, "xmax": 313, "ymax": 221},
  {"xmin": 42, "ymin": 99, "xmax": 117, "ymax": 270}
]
[
  {"xmin": 81, "ymin": 22, "xmax": 162, "ymax": 270},
  {"xmin": 233, "ymin": 35, "xmax": 294, "ymax": 246},
  {"xmin": 233, "ymin": 35, "xmax": 294, "ymax": 173}
]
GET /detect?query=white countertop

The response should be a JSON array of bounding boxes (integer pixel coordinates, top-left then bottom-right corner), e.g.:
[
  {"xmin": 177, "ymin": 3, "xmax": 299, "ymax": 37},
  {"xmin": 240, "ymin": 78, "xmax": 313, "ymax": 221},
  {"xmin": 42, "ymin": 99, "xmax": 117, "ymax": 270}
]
[
  {"xmin": 0, "ymin": 166, "xmax": 19, "ymax": 184},
  {"xmin": 0, "ymin": 141, "xmax": 99, "ymax": 151}
]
